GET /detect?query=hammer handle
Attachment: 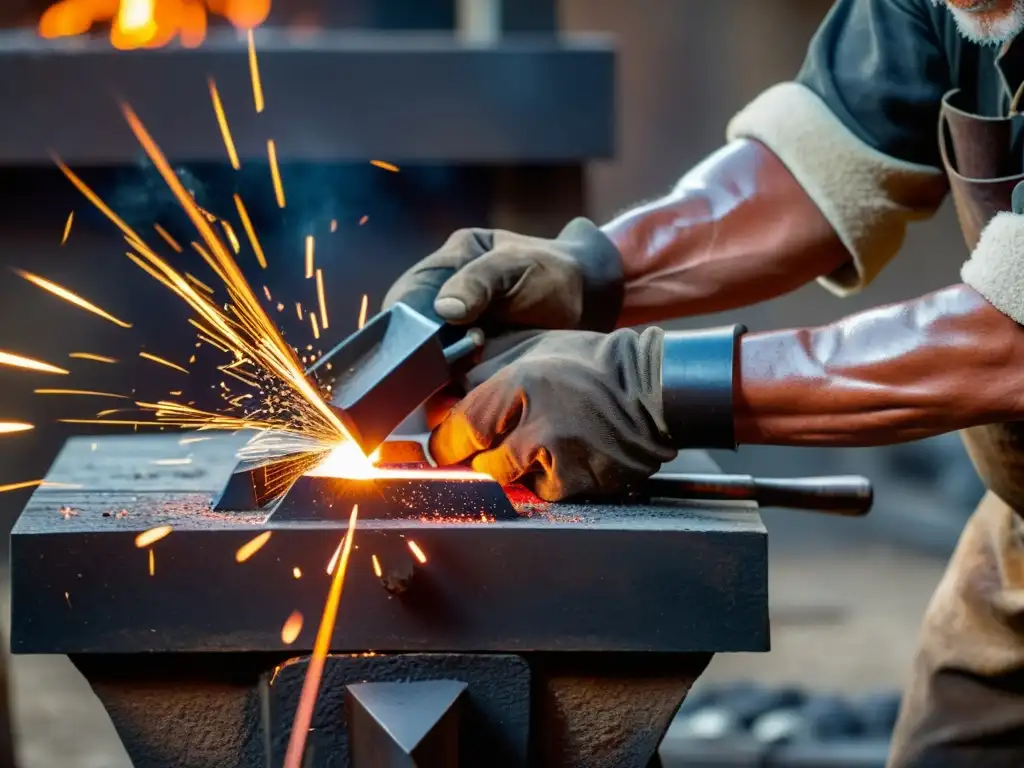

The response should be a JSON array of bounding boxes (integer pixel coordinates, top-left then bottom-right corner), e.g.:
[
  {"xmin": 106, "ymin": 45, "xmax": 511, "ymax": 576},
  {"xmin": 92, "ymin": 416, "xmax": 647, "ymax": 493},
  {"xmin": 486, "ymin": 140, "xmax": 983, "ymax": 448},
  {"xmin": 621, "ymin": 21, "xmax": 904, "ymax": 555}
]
[{"xmin": 642, "ymin": 473, "xmax": 873, "ymax": 517}]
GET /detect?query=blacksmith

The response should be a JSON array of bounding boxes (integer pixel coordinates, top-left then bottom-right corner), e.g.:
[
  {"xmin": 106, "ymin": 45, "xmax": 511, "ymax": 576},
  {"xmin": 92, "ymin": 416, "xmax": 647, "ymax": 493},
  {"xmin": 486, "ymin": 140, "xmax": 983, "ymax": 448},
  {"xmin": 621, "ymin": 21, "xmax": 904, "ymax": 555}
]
[{"xmin": 385, "ymin": 1, "xmax": 1024, "ymax": 764}]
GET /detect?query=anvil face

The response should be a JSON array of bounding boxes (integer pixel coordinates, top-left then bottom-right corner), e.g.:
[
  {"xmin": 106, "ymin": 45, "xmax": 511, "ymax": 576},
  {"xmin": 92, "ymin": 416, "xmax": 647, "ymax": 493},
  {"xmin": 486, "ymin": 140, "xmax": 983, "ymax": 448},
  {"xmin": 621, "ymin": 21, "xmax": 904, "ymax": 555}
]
[{"xmin": 9, "ymin": 435, "xmax": 769, "ymax": 656}]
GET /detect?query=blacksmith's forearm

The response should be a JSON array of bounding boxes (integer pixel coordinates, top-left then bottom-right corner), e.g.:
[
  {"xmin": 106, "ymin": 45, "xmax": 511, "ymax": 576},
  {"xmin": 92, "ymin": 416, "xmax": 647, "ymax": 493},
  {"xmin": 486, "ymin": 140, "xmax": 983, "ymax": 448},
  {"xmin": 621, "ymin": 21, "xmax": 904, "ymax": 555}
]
[
  {"xmin": 602, "ymin": 139, "xmax": 850, "ymax": 328},
  {"xmin": 735, "ymin": 284, "xmax": 1024, "ymax": 446}
]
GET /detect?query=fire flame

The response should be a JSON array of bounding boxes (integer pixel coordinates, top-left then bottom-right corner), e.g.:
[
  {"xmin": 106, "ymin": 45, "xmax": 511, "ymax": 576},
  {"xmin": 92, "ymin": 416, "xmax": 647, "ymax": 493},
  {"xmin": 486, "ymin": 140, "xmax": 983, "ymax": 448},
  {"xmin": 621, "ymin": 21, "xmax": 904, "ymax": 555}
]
[{"xmin": 39, "ymin": 0, "xmax": 272, "ymax": 49}]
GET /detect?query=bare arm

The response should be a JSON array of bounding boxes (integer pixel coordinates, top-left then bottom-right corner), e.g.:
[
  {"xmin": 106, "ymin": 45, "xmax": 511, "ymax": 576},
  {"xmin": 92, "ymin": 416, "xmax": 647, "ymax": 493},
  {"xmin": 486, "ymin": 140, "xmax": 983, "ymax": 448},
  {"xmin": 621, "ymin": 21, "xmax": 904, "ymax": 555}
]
[
  {"xmin": 735, "ymin": 284, "xmax": 1024, "ymax": 446},
  {"xmin": 602, "ymin": 140, "xmax": 851, "ymax": 328}
]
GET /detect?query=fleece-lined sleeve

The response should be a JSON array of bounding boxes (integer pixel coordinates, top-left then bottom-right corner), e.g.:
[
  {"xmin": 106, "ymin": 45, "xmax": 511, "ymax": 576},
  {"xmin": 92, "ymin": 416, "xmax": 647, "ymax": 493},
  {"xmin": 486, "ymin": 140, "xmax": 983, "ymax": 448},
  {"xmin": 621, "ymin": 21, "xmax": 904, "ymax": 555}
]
[
  {"xmin": 726, "ymin": 0, "xmax": 950, "ymax": 296},
  {"xmin": 963, "ymin": 213, "xmax": 1024, "ymax": 324}
]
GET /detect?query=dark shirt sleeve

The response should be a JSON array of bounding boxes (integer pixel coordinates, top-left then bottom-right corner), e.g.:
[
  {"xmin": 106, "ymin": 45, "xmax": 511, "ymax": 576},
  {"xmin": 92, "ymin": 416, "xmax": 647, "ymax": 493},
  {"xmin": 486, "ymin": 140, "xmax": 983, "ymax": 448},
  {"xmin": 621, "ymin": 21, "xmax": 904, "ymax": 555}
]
[{"xmin": 797, "ymin": 0, "xmax": 951, "ymax": 168}]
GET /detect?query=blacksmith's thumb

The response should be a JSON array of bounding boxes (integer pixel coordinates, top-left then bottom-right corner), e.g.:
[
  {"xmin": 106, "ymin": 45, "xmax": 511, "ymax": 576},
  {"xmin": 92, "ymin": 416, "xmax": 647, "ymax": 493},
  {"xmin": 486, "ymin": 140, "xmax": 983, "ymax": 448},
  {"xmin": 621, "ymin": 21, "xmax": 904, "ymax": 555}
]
[{"xmin": 433, "ymin": 252, "xmax": 530, "ymax": 325}]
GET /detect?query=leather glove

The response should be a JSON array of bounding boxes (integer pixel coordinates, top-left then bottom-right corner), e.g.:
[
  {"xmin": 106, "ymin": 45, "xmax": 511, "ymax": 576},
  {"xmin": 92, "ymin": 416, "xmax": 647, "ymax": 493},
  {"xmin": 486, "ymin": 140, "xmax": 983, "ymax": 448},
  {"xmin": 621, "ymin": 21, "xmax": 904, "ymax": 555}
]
[
  {"xmin": 382, "ymin": 218, "xmax": 625, "ymax": 333},
  {"xmin": 428, "ymin": 328, "xmax": 677, "ymax": 501}
]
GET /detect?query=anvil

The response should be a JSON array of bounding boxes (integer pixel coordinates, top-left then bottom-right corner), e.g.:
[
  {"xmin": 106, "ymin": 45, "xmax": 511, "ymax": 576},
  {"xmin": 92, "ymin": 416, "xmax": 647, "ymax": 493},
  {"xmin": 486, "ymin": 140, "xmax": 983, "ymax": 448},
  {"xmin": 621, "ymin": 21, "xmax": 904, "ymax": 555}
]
[{"xmin": 10, "ymin": 433, "xmax": 769, "ymax": 767}]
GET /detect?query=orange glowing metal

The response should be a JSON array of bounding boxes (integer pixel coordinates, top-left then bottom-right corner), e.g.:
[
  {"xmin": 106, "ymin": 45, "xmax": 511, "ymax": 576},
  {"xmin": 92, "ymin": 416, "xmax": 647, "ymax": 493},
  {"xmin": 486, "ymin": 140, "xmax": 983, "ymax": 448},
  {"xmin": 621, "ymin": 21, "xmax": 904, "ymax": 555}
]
[
  {"xmin": 0, "ymin": 423, "xmax": 33, "ymax": 435},
  {"xmin": 232, "ymin": 195, "xmax": 267, "ymax": 269},
  {"xmin": 61, "ymin": 211, "xmax": 74, "ymax": 245},
  {"xmin": 148, "ymin": 548, "xmax": 155, "ymax": 576},
  {"xmin": 316, "ymin": 269, "xmax": 329, "ymax": 329},
  {"xmin": 221, "ymin": 220, "xmax": 241, "ymax": 254},
  {"xmin": 407, "ymin": 541, "xmax": 427, "ymax": 564},
  {"xmin": 268, "ymin": 140, "xmax": 286, "ymax": 208},
  {"xmin": 0, "ymin": 350, "xmax": 69, "ymax": 375},
  {"xmin": 69, "ymin": 352, "xmax": 118, "ymax": 364},
  {"xmin": 139, "ymin": 351, "xmax": 189, "ymax": 374},
  {"xmin": 281, "ymin": 611, "xmax": 303, "ymax": 645},
  {"xmin": 208, "ymin": 79, "xmax": 240, "ymax": 171},
  {"xmin": 283, "ymin": 504, "xmax": 358, "ymax": 768},
  {"xmin": 34, "ymin": 388, "xmax": 129, "ymax": 398},
  {"xmin": 292, "ymin": 567, "xmax": 302, "ymax": 579},
  {"xmin": 235, "ymin": 531, "xmax": 272, "ymax": 562},
  {"xmin": 14, "ymin": 269, "xmax": 132, "ymax": 329},
  {"xmin": 112, "ymin": 0, "xmax": 157, "ymax": 49},
  {"xmin": 357, "ymin": 294, "xmax": 369, "ymax": 329},
  {"xmin": 178, "ymin": 1, "xmax": 208, "ymax": 49},
  {"xmin": 248, "ymin": 29, "xmax": 265, "ymax": 113},
  {"xmin": 370, "ymin": 160, "xmax": 400, "ymax": 173},
  {"xmin": 371, "ymin": 554, "xmax": 382, "ymax": 578},
  {"xmin": 135, "ymin": 525, "xmax": 172, "ymax": 548},
  {"xmin": 304, "ymin": 235, "xmax": 315, "ymax": 279},
  {"xmin": 153, "ymin": 223, "xmax": 183, "ymax": 252}
]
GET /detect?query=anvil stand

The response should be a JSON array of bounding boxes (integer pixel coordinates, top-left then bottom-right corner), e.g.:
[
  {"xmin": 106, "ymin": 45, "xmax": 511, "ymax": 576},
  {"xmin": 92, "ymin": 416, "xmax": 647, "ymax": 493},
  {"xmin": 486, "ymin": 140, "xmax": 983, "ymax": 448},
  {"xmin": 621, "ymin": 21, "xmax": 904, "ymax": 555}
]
[{"xmin": 9, "ymin": 433, "xmax": 768, "ymax": 768}]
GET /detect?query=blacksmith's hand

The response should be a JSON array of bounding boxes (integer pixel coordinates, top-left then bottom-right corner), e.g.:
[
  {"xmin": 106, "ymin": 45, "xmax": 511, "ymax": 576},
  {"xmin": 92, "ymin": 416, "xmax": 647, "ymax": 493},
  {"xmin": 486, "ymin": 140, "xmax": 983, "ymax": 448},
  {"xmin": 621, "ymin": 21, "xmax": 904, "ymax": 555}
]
[
  {"xmin": 428, "ymin": 329, "xmax": 677, "ymax": 501},
  {"xmin": 382, "ymin": 219, "xmax": 625, "ymax": 333}
]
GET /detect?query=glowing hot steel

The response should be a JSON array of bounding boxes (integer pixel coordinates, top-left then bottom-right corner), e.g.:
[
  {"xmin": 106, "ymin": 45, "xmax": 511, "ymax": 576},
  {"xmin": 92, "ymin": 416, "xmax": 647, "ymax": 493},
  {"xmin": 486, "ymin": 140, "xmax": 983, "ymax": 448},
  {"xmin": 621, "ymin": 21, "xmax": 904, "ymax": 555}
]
[
  {"xmin": 281, "ymin": 611, "xmax": 303, "ymax": 645},
  {"xmin": 61, "ymin": 211, "xmax": 74, "ymax": 245},
  {"xmin": 0, "ymin": 351, "xmax": 69, "ymax": 375},
  {"xmin": 135, "ymin": 526, "xmax": 172, "ymax": 548},
  {"xmin": 14, "ymin": 269, "xmax": 132, "ymax": 328},
  {"xmin": 408, "ymin": 540, "xmax": 427, "ymax": 564},
  {"xmin": 235, "ymin": 531, "xmax": 272, "ymax": 562},
  {"xmin": 0, "ymin": 423, "xmax": 33, "ymax": 435},
  {"xmin": 209, "ymin": 79, "xmax": 240, "ymax": 171},
  {"xmin": 284, "ymin": 504, "xmax": 359, "ymax": 768}
]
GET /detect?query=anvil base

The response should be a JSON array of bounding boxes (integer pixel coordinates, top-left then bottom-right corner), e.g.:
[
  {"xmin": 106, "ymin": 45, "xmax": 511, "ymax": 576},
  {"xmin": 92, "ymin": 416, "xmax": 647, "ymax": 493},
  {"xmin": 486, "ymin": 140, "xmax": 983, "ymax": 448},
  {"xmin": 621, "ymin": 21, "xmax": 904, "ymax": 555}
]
[{"xmin": 10, "ymin": 435, "xmax": 768, "ymax": 767}]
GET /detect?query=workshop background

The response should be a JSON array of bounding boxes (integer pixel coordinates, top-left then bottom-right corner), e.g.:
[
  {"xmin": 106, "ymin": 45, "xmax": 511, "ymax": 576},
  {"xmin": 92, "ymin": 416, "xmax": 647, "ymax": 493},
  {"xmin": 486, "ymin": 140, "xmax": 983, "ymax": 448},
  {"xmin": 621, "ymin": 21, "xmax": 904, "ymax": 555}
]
[{"xmin": 0, "ymin": 0, "xmax": 972, "ymax": 765}]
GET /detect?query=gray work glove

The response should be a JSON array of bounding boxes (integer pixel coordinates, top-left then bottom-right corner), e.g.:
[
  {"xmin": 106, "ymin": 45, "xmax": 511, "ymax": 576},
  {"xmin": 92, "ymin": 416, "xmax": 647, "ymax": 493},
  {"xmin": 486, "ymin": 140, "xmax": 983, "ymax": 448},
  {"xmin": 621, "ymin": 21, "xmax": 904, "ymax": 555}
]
[
  {"xmin": 428, "ymin": 329, "xmax": 677, "ymax": 501},
  {"xmin": 383, "ymin": 218, "xmax": 625, "ymax": 333}
]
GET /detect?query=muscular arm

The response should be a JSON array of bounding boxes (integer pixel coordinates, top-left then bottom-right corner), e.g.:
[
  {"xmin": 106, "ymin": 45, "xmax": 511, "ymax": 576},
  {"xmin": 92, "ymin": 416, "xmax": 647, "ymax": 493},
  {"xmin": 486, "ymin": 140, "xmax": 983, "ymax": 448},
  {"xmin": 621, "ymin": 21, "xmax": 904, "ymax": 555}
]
[
  {"xmin": 602, "ymin": 140, "xmax": 851, "ymax": 328},
  {"xmin": 735, "ymin": 284, "xmax": 1024, "ymax": 446}
]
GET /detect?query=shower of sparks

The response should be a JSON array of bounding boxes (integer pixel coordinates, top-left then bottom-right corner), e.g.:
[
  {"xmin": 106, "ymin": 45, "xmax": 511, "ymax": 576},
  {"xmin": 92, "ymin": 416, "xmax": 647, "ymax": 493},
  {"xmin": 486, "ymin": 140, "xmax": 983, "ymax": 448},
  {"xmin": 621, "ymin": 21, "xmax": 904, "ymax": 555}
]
[
  {"xmin": 359, "ymin": 215, "xmax": 368, "ymax": 226},
  {"xmin": 34, "ymin": 389, "xmax": 129, "ymax": 398},
  {"xmin": 304, "ymin": 236, "xmax": 314, "ymax": 279},
  {"xmin": 283, "ymin": 504, "xmax": 358, "ymax": 768},
  {"xmin": 310, "ymin": 312, "xmax": 320, "ymax": 340},
  {"xmin": 139, "ymin": 351, "xmax": 189, "ymax": 374},
  {"xmin": 209, "ymin": 78, "xmax": 241, "ymax": 170},
  {"xmin": 316, "ymin": 269, "xmax": 328, "ymax": 329},
  {"xmin": 357, "ymin": 294, "xmax": 368, "ymax": 329},
  {"xmin": 263, "ymin": 285, "xmax": 272, "ymax": 302},
  {"xmin": 153, "ymin": 223, "xmax": 183, "ymax": 252},
  {"xmin": 135, "ymin": 525, "xmax": 172, "ymax": 548},
  {"xmin": 248, "ymin": 29, "xmax": 265, "ymax": 113},
  {"xmin": 235, "ymin": 531, "xmax": 272, "ymax": 562},
  {"xmin": 61, "ymin": 211, "xmax": 74, "ymax": 244},
  {"xmin": 371, "ymin": 554, "xmax": 382, "ymax": 578},
  {"xmin": 0, "ymin": 423, "xmax": 33, "ymax": 435},
  {"xmin": 148, "ymin": 549, "xmax": 155, "ymax": 576},
  {"xmin": 13, "ymin": 269, "xmax": 132, "ymax": 328},
  {"xmin": 407, "ymin": 540, "xmax": 427, "ymax": 564},
  {"xmin": 233, "ymin": 195, "xmax": 267, "ymax": 269},
  {"xmin": 69, "ymin": 352, "xmax": 117, "ymax": 364},
  {"xmin": 0, "ymin": 350, "xmax": 69, "ymax": 375},
  {"xmin": 281, "ymin": 611, "xmax": 303, "ymax": 645},
  {"xmin": 370, "ymin": 160, "xmax": 399, "ymax": 173},
  {"xmin": 221, "ymin": 220, "xmax": 241, "ymax": 254},
  {"xmin": 268, "ymin": 140, "xmax": 286, "ymax": 208},
  {"xmin": 292, "ymin": 567, "xmax": 302, "ymax": 579}
]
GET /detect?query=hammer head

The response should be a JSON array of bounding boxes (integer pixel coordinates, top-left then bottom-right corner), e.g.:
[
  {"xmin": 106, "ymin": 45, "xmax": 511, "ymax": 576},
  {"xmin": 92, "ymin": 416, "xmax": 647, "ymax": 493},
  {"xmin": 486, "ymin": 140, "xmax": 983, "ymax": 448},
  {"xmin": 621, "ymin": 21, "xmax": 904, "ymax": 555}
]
[{"xmin": 307, "ymin": 302, "xmax": 477, "ymax": 456}]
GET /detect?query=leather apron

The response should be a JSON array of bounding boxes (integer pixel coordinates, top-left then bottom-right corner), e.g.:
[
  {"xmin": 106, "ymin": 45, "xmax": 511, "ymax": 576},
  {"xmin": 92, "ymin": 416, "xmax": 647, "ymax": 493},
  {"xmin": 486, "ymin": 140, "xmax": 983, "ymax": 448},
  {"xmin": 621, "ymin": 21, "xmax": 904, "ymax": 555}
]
[{"xmin": 939, "ymin": 89, "xmax": 1024, "ymax": 511}]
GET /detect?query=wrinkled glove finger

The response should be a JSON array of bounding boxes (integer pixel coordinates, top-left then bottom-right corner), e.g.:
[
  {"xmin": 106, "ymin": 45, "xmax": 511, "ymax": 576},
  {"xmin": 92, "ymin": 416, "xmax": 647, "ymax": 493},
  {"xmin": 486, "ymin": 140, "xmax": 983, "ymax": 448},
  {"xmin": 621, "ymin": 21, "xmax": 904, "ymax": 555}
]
[
  {"xmin": 434, "ymin": 250, "xmax": 535, "ymax": 324},
  {"xmin": 428, "ymin": 373, "xmax": 523, "ymax": 466},
  {"xmin": 469, "ymin": 444, "xmax": 527, "ymax": 487}
]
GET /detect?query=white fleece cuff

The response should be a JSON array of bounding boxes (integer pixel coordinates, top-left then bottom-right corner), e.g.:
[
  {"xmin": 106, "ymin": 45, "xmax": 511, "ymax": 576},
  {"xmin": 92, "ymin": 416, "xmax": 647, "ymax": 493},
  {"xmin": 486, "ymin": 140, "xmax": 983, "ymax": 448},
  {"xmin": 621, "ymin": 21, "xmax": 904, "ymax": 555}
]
[
  {"xmin": 725, "ymin": 82, "xmax": 948, "ymax": 296},
  {"xmin": 963, "ymin": 212, "xmax": 1024, "ymax": 324}
]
